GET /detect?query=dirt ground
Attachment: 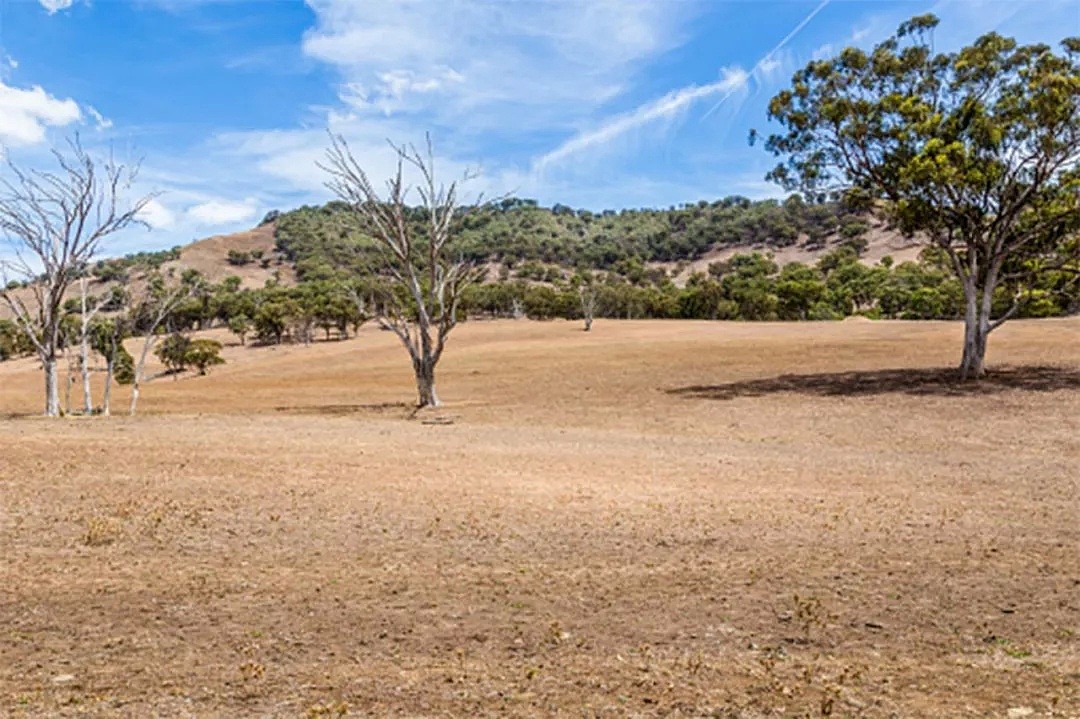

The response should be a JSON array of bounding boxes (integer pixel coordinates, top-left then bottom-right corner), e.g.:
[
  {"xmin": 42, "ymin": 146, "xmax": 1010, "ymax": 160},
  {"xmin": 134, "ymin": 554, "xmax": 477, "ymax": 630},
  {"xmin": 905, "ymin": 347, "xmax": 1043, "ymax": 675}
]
[{"xmin": 1, "ymin": 318, "xmax": 1078, "ymax": 718}]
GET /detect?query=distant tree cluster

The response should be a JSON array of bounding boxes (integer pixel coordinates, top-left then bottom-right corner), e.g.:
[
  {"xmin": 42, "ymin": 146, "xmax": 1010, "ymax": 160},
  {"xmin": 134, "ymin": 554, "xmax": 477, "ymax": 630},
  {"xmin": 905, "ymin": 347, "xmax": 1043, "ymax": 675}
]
[
  {"xmin": 458, "ymin": 247, "xmax": 1074, "ymax": 323},
  {"xmin": 89, "ymin": 246, "xmax": 182, "ymax": 283},
  {"xmin": 273, "ymin": 194, "xmax": 873, "ymax": 283}
]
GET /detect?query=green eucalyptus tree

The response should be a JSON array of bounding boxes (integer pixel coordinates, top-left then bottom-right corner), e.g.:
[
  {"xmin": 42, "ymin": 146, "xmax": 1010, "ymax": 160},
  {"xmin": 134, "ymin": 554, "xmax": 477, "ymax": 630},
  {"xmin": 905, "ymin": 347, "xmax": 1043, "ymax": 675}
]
[{"xmin": 764, "ymin": 15, "xmax": 1080, "ymax": 378}]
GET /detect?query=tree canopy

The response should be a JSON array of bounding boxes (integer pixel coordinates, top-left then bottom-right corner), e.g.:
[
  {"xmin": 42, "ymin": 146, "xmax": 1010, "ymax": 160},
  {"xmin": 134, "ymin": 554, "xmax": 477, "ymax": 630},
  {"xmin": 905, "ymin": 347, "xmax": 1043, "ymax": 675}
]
[{"xmin": 764, "ymin": 14, "xmax": 1080, "ymax": 377}]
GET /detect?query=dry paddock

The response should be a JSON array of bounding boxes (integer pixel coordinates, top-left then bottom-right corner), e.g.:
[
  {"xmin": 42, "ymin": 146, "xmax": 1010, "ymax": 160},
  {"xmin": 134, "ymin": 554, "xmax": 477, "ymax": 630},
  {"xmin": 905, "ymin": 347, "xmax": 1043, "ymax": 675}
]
[{"xmin": 1, "ymin": 318, "xmax": 1078, "ymax": 718}]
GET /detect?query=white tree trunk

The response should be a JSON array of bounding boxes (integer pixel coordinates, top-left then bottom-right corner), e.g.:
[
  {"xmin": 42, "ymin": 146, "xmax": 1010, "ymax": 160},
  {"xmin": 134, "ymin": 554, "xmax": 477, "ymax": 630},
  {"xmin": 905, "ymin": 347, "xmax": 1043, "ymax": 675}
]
[
  {"xmin": 102, "ymin": 358, "xmax": 113, "ymax": 417},
  {"xmin": 129, "ymin": 381, "xmax": 140, "ymax": 416},
  {"xmin": 80, "ymin": 334, "xmax": 93, "ymax": 414},
  {"xmin": 64, "ymin": 352, "xmax": 76, "ymax": 416},
  {"xmin": 43, "ymin": 357, "xmax": 60, "ymax": 417}
]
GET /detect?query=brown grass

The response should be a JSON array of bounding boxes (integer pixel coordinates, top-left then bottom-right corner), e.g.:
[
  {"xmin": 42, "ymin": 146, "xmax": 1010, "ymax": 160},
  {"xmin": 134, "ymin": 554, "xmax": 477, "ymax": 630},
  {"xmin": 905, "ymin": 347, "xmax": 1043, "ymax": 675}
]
[{"xmin": 1, "ymin": 318, "xmax": 1079, "ymax": 717}]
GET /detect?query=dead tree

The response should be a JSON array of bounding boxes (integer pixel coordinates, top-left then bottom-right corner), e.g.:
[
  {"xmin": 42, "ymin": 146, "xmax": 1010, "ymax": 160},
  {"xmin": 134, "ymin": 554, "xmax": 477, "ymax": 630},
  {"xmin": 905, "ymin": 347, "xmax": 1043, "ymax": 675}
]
[
  {"xmin": 0, "ymin": 137, "xmax": 152, "ymax": 416},
  {"xmin": 321, "ymin": 134, "xmax": 492, "ymax": 407},
  {"xmin": 577, "ymin": 281, "xmax": 598, "ymax": 332}
]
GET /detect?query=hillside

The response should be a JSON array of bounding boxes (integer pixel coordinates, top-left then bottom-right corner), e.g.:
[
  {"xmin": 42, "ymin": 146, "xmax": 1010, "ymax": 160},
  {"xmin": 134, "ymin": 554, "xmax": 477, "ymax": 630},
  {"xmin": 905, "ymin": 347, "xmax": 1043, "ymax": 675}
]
[
  {"xmin": 270, "ymin": 197, "xmax": 918, "ymax": 285},
  {"xmin": 163, "ymin": 222, "xmax": 292, "ymax": 289},
  {"xmin": 2, "ymin": 195, "xmax": 1073, "ymax": 343}
]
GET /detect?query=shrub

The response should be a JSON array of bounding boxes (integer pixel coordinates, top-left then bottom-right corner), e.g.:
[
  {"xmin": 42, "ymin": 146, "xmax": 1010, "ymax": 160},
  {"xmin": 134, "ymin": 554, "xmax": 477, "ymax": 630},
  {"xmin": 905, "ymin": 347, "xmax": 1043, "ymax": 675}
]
[
  {"xmin": 227, "ymin": 250, "xmax": 253, "ymax": 266},
  {"xmin": 155, "ymin": 334, "xmax": 191, "ymax": 374},
  {"xmin": 185, "ymin": 339, "xmax": 225, "ymax": 375}
]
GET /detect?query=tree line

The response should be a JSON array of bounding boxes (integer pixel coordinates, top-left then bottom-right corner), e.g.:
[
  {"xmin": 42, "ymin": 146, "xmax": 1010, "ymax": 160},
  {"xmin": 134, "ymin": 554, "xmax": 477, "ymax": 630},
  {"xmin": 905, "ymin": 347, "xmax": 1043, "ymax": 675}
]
[{"xmin": 2, "ymin": 14, "xmax": 1077, "ymax": 412}]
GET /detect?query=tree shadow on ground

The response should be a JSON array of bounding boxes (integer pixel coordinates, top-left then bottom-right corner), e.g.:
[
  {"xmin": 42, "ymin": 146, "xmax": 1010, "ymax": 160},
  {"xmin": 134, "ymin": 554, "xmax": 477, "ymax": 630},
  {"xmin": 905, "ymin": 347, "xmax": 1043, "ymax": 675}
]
[
  {"xmin": 274, "ymin": 402, "xmax": 413, "ymax": 417},
  {"xmin": 667, "ymin": 365, "xmax": 1080, "ymax": 401}
]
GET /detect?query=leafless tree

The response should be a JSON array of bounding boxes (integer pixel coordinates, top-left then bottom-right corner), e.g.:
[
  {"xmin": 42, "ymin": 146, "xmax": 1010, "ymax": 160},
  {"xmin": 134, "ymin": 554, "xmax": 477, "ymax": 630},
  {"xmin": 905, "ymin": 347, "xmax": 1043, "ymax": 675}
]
[
  {"xmin": 510, "ymin": 298, "xmax": 525, "ymax": 320},
  {"xmin": 0, "ymin": 137, "xmax": 153, "ymax": 416},
  {"xmin": 577, "ymin": 277, "xmax": 599, "ymax": 332},
  {"xmin": 321, "ymin": 134, "xmax": 493, "ymax": 407}
]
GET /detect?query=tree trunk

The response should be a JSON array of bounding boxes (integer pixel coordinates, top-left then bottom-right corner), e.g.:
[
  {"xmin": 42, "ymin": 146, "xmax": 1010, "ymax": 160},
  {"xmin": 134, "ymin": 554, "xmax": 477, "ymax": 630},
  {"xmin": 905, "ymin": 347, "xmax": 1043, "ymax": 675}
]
[
  {"xmin": 414, "ymin": 357, "xmax": 439, "ymax": 407},
  {"xmin": 81, "ymin": 333, "xmax": 93, "ymax": 414},
  {"xmin": 129, "ymin": 381, "xmax": 140, "ymax": 416},
  {"xmin": 44, "ymin": 357, "xmax": 60, "ymax": 417},
  {"xmin": 959, "ymin": 277, "xmax": 994, "ymax": 380},
  {"xmin": 64, "ymin": 363, "xmax": 75, "ymax": 416},
  {"xmin": 583, "ymin": 315, "xmax": 593, "ymax": 331},
  {"xmin": 102, "ymin": 357, "xmax": 113, "ymax": 417},
  {"xmin": 959, "ymin": 317, "xmax": 986, "ymax": 380}
]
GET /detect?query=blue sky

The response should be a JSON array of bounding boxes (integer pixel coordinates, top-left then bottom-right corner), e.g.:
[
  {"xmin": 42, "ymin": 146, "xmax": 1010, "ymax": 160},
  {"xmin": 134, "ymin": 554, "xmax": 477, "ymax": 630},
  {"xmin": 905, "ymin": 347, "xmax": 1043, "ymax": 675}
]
[{"xmin": 1, "ymin": 0, "xmax": 1078, "ymax": 255}]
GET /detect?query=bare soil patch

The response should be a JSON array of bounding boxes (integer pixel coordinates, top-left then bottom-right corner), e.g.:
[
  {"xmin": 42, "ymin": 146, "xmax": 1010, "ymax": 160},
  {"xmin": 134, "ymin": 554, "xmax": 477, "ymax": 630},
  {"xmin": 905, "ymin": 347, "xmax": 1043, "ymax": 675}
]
[{"xmin": 1, "ymin": 318, "xmax": 1078, "ymax": 717}]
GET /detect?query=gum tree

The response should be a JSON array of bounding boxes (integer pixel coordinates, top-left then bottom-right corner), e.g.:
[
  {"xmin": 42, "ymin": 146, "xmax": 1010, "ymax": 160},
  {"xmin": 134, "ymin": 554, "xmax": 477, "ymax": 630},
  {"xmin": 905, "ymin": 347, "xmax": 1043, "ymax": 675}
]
[{"xmin": 764, "ymin": 15, "xmax": 1080, "ymax": 378}]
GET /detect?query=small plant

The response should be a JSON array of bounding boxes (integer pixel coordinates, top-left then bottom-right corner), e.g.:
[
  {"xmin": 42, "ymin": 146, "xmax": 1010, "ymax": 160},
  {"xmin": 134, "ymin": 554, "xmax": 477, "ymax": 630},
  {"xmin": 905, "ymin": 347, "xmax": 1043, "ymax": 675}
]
[
  {"xmin": 83, "ymin": 515, "xmax": 121, "ymax": 546},
  {"xmin": 238, "ymin": 661, "xmax": 265, "ymax": 681},
  {"xmin": 307, "ymin": 701, "xmax": 348, "ymax": 718}
]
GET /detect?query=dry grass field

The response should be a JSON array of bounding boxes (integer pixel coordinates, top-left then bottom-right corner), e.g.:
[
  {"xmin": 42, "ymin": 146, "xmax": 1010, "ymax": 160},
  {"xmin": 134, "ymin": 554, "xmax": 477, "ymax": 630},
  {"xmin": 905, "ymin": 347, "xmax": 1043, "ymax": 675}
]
[{"xmin": 1, "ymin": 318, "xmax": 1078, "ymax": 718}]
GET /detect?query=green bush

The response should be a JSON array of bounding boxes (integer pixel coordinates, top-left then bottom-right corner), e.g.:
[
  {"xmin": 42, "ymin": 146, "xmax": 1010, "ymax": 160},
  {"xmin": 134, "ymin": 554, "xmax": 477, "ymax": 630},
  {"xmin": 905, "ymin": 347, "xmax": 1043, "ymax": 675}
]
[{"xmin": 185, "ymin": 339, "xmax": 225, "ymax": 375}]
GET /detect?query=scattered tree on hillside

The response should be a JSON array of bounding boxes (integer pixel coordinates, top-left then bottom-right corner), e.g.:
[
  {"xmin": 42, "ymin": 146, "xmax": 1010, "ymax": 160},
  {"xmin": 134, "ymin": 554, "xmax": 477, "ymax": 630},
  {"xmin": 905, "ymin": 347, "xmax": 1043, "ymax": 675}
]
[
  {"xmin": 89, "ymin": 312, "xmax": 131, "ymax": 417},
  {"xmin": 321, "ymin": 134, "xmax": 494, "ymax": 407},
  {"xmin": 129, "ymin": 275, "xmax": 193, "ymax": 416},
  {"xmin": 0, "ymin": 137, "xmax": 153, "ymax": 415},
  {"xmin": 77, "ymin": 277, "xmax": 106, "ymax": 414},
  {"xmin": 228, "ymin": 314, "xmax": 251, "ymax": 345},
  {"xmin": 185, "ymin": 339, "xmax": 225, "ymax": 375},
  {"xmin": 764, "ymin": 15, "xmax": 1080, "ymax": 378},
  {"xmin": 156, "ymin": 333, "xmax": 192, "ymax": 376},
  {"xmin": 154, "ymin": 334, "xmax": 224, "ymax": 376}
]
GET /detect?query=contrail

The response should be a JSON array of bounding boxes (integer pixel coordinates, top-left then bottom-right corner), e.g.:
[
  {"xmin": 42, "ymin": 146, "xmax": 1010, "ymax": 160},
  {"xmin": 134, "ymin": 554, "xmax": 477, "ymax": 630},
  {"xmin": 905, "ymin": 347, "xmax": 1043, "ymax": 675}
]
[
  {"xmin": 702, "ymin": 0, "xmax": 831, "ymax": 120},
  {"xmin": 534, "ymin": 67, "xmax": 748, "ymax": 172},
  {"xmin": 533, "ymin": 0, "xmax": 831, "ymax": 171}
]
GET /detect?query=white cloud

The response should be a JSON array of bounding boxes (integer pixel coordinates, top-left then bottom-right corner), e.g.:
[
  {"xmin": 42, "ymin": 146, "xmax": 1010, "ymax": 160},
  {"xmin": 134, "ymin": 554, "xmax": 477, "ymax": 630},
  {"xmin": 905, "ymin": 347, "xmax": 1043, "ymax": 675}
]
[
  {"xmin": 301, "ymin": 0, "xmax": 698, "ymax": 130},
  {"xmin": 187, "ymin": 198, "xmax": 259, "ymax": 226},
  {"xmin": 137, "ymin": 198, "xmax": 177, "ymax": 230},
  {"xmin": 0, "ymin": 81, "xmax": 81, "ymax": 146},
  {"xmin": 38, "ymin": 0, "xmax": 74, "ymax": 14}
]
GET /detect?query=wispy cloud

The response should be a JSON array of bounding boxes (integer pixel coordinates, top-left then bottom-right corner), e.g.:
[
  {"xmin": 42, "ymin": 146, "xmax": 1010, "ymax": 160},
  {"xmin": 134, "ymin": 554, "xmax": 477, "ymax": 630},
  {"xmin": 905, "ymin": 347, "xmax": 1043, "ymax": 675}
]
[
  {"xmin": 301, "ymin": 0, "xmax": 699, "ymax": 131},
  {"xmin": 86, "ymin": 105, "xmax": 113, "ymax": 131},
  {"xmin": 535, "ymin": 66, "xmax": 750, "ymax": 172},
  {"xmin": 535, "ymin": 0, "xmax": 832, "ymax": 171},
  {"xmin": 703, "ymin": 0, "xmax": 831, "ymax": 119},
  {"xmin": 137, "ymin": 198, "xmax": 177, "ymax": 230},
  {"xmin": 187, "ymin": 197, "xmax": 259, "ymax": 226}
]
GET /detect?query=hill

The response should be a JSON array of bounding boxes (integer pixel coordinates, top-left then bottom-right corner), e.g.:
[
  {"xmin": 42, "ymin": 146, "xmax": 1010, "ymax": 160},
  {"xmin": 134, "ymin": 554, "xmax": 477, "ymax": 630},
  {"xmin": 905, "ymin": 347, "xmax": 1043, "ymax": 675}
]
[{"xmin": 270, "ymin": 196, "xmax": 920, "ymax": 285}]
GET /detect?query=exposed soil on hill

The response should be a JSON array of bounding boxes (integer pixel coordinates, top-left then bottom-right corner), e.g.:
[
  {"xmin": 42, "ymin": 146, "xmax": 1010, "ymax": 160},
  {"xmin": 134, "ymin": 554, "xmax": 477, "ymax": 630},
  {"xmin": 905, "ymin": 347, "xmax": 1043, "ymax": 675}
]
[
  {"xmin": 1, "ymin": 318, "xmax": 1078, "ymax": 717},
  {"xmin": 163, "ymin": 222, "xmax": 295, "ymax": 288}
]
